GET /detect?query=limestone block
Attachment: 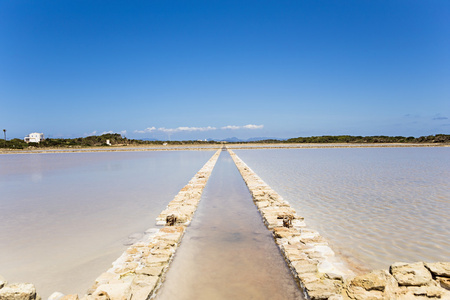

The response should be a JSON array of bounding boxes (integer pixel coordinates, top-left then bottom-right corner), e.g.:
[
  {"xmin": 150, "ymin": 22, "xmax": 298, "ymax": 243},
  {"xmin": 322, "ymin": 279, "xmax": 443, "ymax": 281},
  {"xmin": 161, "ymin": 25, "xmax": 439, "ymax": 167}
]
[
  {"xmin": 292, "ymin": 219, "xmax": 306, "ymax": 228},
  {"xmin": 114, "ymin": 262, "xmax": 138, "ymax": 275},
  {"xmin": 0, "ymin": 275, "xmax": 6, "ymax": 289},
  {"xmin": 95, "ymin": 272, "xmax": 119, "ymax": 286},
  {"xmin": 318, "ymin": 261, "xmax": 338, "ymax": 274},
  {"xmin": 344, "ymin": 286, "xmax": 385, "ymax": 300},
  {"xmin": 48, "ymin": 292, "xmax": 65, "ymax": 300},
  {"xmin": 251, "ymin": 190, "xmax": 266, "ymax": 198},
  {"xmin": 325, "ymin": 273, "xmax": 344, "ymax": 282},
  {"xmin": 437, "ymin": 276, "xmax": 450, "ymax": 290},
  {"xmin": 328, "ymin": 295, "xmax": 344, "ymax": 300},
  {"xmin": 304, "ymin": 278, "xmax": 342, "ymax": 300},
  {"xmin": 156, "ymin": 233, "xmax": 182, "ymax": 243},
  {"xmin": 131, "ymin": 275, "xmax": 158, "ymax": 289},
  {"xmin": 390, "ymin": 262, "xmax": 433, "ymax": 286},
  {"xmin": 135, "ymin": 265, "xmax": 164, "ymax": 277},
  {"xmin": 273, "ymin": 227, "xmax": 301, "ymax": 239},
  {"xmin": 301, "ymin": 235, "xmax": 327, "ymax": 245},
  {"xmin": 60, "ymin": 295, "xmax": 79, "ymax": 300},
  {"xmin": 159, "ymin": 226, "xmax": 184, "ymax": 235},
  {"xmin": 149, "ymin": 246, "xmax": 174, "ymax": 257},
  {"xmin": 151, "ymin": 238, "xmax": 176, "ymax": 249},
  {"xmin": 125, "ymin": 247, "xmax": 140, "ymax": 256},
  {"xmin": 275, "ymin": 237, "xmax": 289, "ymax": 246},
  {"xmin": 131, "ymin": 283, "xmax": 155, "ymax": 299},
  {"xmin": 298, "ymin": 272, "xmax": 321, "ymax": 284},
  {"xmin": 307, "ymin": 250, "xmax": 328, "ymax": 260},
  {"xmin": 264, "ymin": 215, "xmax": 282, "ymax": 228},
  {"xmin": 93, "ymin": 283, "xmax": 131, "ymax": 300},
  {"xmin": 292, "ymin": 259, "xmax": 319, "ymax": 275},
  {"xmin": 425, "ymin": 262, "xmax": 450, "ymax": 278},
  {"xmin": 283, "ymin": 247, "xmax": 308, "ymax": 262},
  {"xmin": 349, "ymin": 270, "xmax": 397, "ymax": 292},
  {"xmin": 0, "ymin": 283, "xmax": 37, "ymax": 300},
  {"xmin": 255, "ymin": 201, "xmax": 270, "ymax": 208},
  {"xmin": 395, "ymin": 285, "xmax": 448, "ymax": 299},
  {"xmin": 286, "ymin": 236, "xmax": 302, "ymax": 245},
  {"xmin": 144, "ymin": 254, "xmax": 170, "ymax": 266}
]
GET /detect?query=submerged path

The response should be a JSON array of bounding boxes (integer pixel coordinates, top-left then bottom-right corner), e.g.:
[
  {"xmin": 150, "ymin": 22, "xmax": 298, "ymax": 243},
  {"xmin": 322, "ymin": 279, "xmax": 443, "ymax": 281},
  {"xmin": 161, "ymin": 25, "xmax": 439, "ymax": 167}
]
[{"xmin": 156, "ymin": 151, "xmax": 304, "ymax": 299}]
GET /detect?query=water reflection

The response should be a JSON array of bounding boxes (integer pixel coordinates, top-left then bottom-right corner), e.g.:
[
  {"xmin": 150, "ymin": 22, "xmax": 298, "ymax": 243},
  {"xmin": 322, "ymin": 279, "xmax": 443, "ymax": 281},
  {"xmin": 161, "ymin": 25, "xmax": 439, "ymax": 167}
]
[
  {"xmin": 236, "ymin": 147, "xmax": 450, "ymax": 271},
  {"xmin": 0, "ymin": 151, "xmax": 214, "ymax": 298}
]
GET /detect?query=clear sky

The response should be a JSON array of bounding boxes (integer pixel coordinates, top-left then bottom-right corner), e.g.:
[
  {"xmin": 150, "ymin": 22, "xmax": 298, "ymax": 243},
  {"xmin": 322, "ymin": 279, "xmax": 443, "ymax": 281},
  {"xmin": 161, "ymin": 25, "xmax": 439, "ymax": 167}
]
[{"xmin": 1, "ymin": 1, "xmax": 449, "ymax": 140}]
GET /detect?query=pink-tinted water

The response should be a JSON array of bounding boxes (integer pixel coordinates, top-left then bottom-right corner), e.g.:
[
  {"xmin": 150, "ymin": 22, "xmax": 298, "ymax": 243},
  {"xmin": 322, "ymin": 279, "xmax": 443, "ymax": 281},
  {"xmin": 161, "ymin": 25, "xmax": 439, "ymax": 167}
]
[
  {"xmin": 235, "ymin": 147, "xmax": 450, "ymax": 272},
  {"xmin": 0, "ymin": 151, "xmax": 214, "ymax": 297}
]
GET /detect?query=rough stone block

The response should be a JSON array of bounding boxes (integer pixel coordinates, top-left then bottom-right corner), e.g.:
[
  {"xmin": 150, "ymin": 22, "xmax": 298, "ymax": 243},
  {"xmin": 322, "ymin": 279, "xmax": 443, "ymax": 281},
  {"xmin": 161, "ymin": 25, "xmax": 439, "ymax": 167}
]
[
  {"xmin": 131, "ymin": 285, "xmax": 153, "ymax": 300},
  {"xmin": 344, "ymin": 286, "xmax": 384, "ymax": 300},
  {"xmin": 425, "ymin": 262, "xmax": 450, "ymax": 278},
  {"xmin": 297, "ymin": 272, "xmax": 321, "ymax": 284},
  {"xmin": 273, "ymin": 227, "xmax": 301, "ymax": 239},
  {"xmin": 395, "ymin": 285, "xmax": 448, "ymax": 299},
  {"xmin": 305, "ymin": 278, "xmax": 341, "ymax": 300},
  {"xmin": 135, "ymin": 265, "xmax": 164, "ymax": 277},
  {"xmin": 390, "ymin": 262, "xmax": 433, "ymax": 286},
  {"xmin": 349, "ymin": 270, "xmax": 396, "ymax": 292},
  {"xmin": 144, "ymin": 254, "xmax": 171, "ymax": 266},
  {"xmin": 93, "ymin": 283, "xmax": 131, "ymax": 300},
  {"xmin": 60, "ymin": 295, "xmax": 79, "ymax": 300},
  {"xmin": 48, "ymin": 292, "xmax": 65, "ymax": 300},
  {"xmin": 0, "ymin": 283, "xmax": 37, "ymax": 300},
  {"xmin": 114, "ymin": 262, "xmax": 138, "ymax": 275},
  {"xmin": 292, "ymin": 259, "xmax": 319, "ymax": 275},
  {"xmin": 437, "ymin": 276, "xmax": 450, "ymax": 290}
]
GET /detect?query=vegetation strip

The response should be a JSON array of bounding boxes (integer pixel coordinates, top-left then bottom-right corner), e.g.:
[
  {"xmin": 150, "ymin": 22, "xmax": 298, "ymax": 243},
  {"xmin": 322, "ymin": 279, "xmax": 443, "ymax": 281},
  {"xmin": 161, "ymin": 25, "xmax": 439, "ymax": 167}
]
[
  {"xmin": 1, "ymin": 133, "xmax": 448, "ymax": 152},
  {"xmin": 228, "ymin": 149, "xmax": 450, "ymax": 300}
]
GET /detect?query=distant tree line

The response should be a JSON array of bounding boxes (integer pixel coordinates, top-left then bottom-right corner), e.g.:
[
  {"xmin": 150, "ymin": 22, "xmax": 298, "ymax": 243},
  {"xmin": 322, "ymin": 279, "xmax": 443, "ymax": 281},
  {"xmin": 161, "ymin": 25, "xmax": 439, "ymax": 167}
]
[
  {"xmin": 0, "ymin": 133, "xmax": 219, "ymax": 149},
  {"xmin": 0, "ymin": 133, "xmax": 449, "ymax": 149},
  {"xmin": 259, "ymin": 134, "xmax": 450, "ymax": 144}
]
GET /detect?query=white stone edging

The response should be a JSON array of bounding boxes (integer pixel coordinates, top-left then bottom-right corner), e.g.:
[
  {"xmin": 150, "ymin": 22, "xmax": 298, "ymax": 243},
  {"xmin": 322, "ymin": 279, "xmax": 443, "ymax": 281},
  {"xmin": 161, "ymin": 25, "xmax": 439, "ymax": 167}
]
[{"xmin": 228, "ymin": 149, "xmax": 450, "ymax": 300}]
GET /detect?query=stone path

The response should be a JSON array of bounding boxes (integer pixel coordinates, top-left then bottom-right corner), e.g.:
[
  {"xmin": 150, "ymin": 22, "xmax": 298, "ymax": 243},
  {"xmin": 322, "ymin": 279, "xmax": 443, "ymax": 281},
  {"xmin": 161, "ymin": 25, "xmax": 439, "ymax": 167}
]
[{"xmin": 155, "ymin": 150, "xmax": 304, "ymax": 300}]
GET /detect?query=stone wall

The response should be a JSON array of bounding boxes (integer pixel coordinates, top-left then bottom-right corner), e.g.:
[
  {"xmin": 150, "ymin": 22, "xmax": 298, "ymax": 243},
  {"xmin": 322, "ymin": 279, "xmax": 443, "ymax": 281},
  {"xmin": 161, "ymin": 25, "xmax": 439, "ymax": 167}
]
[
  {"xmin": 1, "ymin": 149, "xmax": 220, "ymax": 300},
  {"xmin": 345, "ymin": 262, "xmax": 450, "ymax": 299},
  {"xmin": 228, "ymin": 149, "xmax": 450, "ymax": 300},
  {"xmin": 0, "ymin": 277, "xmax": 41, "ymax": 300},
  {"xmin": 77, "ymin": 149, "xmax": 221, "ymax": 300}
]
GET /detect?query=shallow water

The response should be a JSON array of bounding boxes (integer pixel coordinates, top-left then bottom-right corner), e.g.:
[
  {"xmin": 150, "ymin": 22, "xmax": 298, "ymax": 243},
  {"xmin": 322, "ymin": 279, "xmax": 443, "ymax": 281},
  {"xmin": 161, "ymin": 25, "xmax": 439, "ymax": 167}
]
[
  {"xmin": 235, "ymin": 147, "xmax": 450, "ymax": 272},
  {"xmin": 0, "ymin": 151, "xmax": 214, "ymax": 297},
  {"xmin": 157, "ymin": 152, "xmax": 303, "ymax": 300}
]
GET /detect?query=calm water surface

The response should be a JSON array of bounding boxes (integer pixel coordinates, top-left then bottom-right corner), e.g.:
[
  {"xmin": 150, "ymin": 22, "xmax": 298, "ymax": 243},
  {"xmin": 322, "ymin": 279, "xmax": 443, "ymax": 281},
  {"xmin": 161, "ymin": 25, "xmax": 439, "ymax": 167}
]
[
  {"xmin": 0, "ymin": 151, "xmax": 214, "ymax": 297},
  {"xmin": 235, "ymin": 147, "xmax": 450, "ymax": 272},
  {"xmin": 157, "ymin": 152, "xmax": 303, "ymax": 300}
]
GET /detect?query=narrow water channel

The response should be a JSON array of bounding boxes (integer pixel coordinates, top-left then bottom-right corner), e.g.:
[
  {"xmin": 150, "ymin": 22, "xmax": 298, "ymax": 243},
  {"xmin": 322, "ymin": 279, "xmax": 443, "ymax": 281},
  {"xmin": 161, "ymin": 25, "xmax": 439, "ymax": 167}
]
[{"xmin": 156, "ymin": 151, "xmax": 304, "ymax": 300}]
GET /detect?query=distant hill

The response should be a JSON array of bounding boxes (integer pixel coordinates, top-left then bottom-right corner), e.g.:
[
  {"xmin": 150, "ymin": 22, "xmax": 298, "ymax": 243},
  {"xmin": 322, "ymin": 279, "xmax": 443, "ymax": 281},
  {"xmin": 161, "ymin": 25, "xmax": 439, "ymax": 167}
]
[
  {"xmin": 246, "ymin": 137, "xmax": 283, "ymax": 142},
  {"xmin": 212, "ymin": 137, "xmax": 283, "ymax": 143},
  {"xmin": 220, "ymin": 137, "xmax": 242, "ymax": 142}
]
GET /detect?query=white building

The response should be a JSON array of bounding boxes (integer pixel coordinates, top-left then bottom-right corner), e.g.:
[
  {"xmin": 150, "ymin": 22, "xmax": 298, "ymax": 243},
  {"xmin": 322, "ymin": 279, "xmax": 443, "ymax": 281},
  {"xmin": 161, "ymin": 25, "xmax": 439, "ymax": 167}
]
[{"xmin": 24, "ymin": 133, "xmax": 44, "ymax": 143}]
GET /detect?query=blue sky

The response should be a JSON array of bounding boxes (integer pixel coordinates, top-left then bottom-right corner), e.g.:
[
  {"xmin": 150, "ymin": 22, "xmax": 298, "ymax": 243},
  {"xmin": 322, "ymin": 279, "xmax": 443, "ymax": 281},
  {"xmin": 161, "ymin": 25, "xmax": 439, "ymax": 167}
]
[{"xmin": 1, "ymin": 1, "xmax": 449, "ymax": 140}]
